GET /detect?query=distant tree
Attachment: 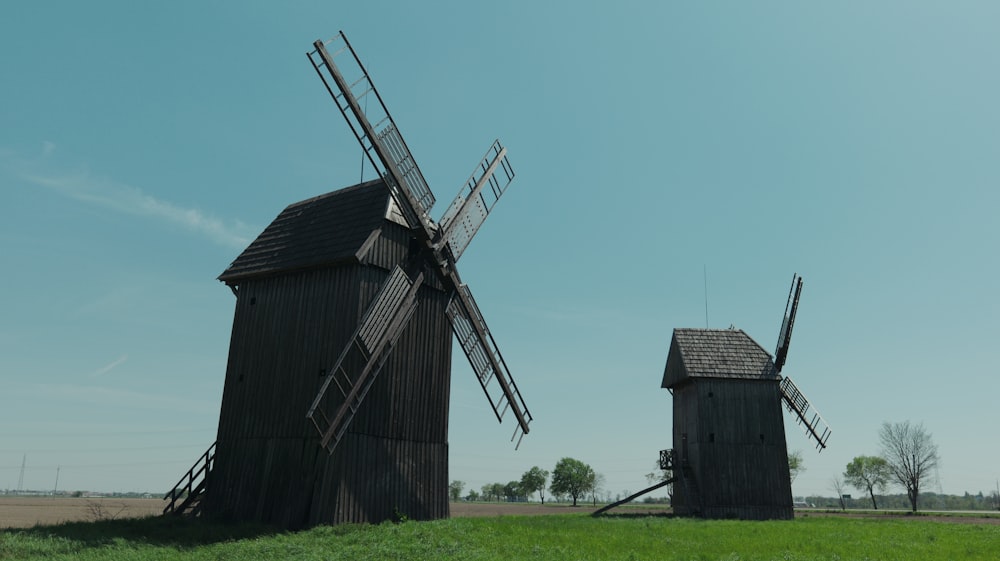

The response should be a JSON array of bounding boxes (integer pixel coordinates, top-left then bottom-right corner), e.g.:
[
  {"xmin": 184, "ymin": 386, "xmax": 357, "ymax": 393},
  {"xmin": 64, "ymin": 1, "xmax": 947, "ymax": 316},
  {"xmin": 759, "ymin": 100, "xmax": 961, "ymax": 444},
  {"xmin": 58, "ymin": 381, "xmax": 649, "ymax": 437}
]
[
  {"xmin": 520, "ymin": 466, "xmax": 550, "ymax": 504},
  {"xmin": 481, "ymin": 483, "xmax": 504, "ymax": 502},
  {"xmin": 879, "ymin": 421, "xmax": 940, "ymax": 512},
  {"xmin": 590, "ymin": 473, "xmax": 606, "ymax": 506},
  {"xmin": 829, "ymin": 477, "xmax": 848, "ymax": 511},
  {"xmin": 787, "ymin": 450, "xmax": 805, "ymax": 484},
  {"xmin": 490, "ymin": 482, "xmax": 505, "ymax": 502},
  {"xmin": 550, "ymin": 457, "xmax": 595, "ymax": 507},
  {"xmin": 843, "ymin": 456, "xmax": 890, "ymax": 509},
  {"xmin": 503, "ymin": 481, "xmax": 522, "ymax": 502},
  {"xmin": 448, "ymin": 480, "xmax": 465, "ymax": 502},
  {"xmin": 466, "ymin": 489, "xmax": 480, "ymax": 502}
]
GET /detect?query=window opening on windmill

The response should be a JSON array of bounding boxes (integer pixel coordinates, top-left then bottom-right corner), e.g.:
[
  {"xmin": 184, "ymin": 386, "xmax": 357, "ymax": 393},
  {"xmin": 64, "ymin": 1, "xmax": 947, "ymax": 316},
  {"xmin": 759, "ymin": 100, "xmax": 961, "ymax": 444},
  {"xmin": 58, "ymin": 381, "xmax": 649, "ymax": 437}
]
[{"xmin": 408, "ymin": 236, "xmax": 421, "ymax": 258}]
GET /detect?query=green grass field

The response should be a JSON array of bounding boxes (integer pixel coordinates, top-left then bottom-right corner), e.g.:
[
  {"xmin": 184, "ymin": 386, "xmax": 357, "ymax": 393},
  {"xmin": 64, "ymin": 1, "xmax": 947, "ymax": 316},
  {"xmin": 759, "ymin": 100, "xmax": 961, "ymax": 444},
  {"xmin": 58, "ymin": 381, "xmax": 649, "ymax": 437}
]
[{"xmin": 2, "ymin": 512, "xmax": 998, "ymax": 561}]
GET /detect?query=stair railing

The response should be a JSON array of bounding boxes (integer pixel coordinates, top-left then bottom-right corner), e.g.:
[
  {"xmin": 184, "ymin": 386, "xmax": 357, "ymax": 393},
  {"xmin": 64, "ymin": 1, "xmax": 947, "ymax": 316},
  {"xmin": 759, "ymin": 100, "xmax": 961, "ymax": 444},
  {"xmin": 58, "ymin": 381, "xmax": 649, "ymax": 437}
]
[{"xmin": 163, "ymin": 441, "xmax": 216, "ymax": 515}]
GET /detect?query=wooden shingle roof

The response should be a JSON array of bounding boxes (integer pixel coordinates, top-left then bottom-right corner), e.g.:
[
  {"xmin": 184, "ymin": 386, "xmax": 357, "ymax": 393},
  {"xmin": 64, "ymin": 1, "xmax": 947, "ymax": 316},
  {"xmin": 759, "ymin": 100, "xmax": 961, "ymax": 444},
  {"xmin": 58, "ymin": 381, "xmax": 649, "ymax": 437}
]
[
  {"xmin": 219, "ymin": 179, "xmax": 394, "ymax": 284},
  {"xmin": 661, "ymin": 328, "xmax": 779, "ymax": 388}
]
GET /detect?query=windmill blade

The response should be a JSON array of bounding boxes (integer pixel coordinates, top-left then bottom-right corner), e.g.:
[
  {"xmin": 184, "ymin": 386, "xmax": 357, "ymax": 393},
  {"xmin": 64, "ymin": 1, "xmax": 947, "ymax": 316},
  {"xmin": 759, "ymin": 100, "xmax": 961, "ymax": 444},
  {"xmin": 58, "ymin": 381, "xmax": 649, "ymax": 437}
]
[
  {"xmin": 307, "ymin": 266, "xmax": 424, "ymax": 453},
  {"xmin": 779, "ymin": 377, "xmax": 831, "ymax": 451},
  {"xmin": 436, "ymin": 140, "xmax": 515, "ymax": 261},
  {"xmin": 308, "ymin": 32, "xmax": 436, "ymax": 236},
  {"xmin": 445, "ymin": 284, "xmax": 533, "ymax": 448},
  {"xmin": 774, "ymin": 274, "xmax": 803, "ymax": 372}
]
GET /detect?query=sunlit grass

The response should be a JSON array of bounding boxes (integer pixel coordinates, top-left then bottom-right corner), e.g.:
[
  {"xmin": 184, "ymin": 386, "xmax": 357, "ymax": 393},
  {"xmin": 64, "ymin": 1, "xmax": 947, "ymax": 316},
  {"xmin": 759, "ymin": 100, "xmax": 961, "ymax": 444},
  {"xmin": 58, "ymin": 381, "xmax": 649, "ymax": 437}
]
[{"xmin": 2, "ymin": 513, "xmax": 998, "ymax": 560}]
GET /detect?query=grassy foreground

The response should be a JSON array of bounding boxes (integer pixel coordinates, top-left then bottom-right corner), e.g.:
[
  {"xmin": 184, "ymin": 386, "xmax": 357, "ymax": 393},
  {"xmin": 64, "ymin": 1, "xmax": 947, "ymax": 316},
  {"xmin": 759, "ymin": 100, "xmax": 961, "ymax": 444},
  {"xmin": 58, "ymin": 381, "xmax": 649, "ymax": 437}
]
[{"xmin": 2, "ymin": 512, "xmax": 998, "ymax": 561}]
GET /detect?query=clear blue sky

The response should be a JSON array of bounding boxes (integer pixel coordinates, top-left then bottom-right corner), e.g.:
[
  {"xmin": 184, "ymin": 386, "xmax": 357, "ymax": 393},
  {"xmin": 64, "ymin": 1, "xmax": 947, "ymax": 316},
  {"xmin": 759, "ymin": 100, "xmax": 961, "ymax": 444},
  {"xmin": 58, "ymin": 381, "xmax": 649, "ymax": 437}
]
[{"xmin": 2, "ymin": 2, "xmax": 998, "ymax": 501}]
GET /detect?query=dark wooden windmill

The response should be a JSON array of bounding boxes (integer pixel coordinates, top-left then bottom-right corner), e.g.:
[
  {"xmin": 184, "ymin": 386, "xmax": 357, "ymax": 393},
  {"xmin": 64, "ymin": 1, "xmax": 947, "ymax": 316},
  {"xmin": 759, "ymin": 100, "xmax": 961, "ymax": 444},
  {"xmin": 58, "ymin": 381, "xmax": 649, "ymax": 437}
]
[
  {"xmin": 595, "ymin": 275, "xmax": 830, "ymax": 519},
  {"xmin": 661, "ymin": 274, "xmax": 831, "ymax": 519},
  {"xmin": 163, "ymin": 31, "xmax": 532, "ymax": 528}
]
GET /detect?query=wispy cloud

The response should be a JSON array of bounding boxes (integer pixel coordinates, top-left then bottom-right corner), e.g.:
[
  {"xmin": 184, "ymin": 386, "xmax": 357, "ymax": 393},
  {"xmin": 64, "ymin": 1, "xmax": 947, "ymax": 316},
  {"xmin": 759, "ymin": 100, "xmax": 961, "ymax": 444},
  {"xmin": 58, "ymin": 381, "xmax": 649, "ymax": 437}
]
[
  {"xmin": 27, "ymin": 382, "xmax": 216, "ymax": 416},
  {"xmin": 4, "ymin": 143, "xmax": 255, "ymax": 249},
  {"xmin": 92, "ymin": 355, "xmax": 128, "ymax": 377}
]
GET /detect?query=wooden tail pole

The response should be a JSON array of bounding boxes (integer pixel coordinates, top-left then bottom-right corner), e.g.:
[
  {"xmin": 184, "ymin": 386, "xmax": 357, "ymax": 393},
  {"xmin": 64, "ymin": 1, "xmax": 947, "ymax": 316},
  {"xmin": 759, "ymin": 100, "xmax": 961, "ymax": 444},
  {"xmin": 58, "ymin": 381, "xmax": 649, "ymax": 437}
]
[{"xmin": 592, "ymin": 477, "xmax": 676, "ymax": 516}]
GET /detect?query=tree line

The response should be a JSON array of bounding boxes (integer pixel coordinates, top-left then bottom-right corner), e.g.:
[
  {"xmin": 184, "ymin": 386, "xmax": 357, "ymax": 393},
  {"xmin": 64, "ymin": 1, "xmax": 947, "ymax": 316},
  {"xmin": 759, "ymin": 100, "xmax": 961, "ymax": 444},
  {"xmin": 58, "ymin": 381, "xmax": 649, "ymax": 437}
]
[
  {"xmin": 450, "ymin": 420, "xmax": 956, "ymax": 513},
  {"xmin": 450, "ymin": 457, "xmax": 605, "ymax": 507},
  {"xmin": 803, "ymin": 490, "xmax": 1000, "ymax": 512}
]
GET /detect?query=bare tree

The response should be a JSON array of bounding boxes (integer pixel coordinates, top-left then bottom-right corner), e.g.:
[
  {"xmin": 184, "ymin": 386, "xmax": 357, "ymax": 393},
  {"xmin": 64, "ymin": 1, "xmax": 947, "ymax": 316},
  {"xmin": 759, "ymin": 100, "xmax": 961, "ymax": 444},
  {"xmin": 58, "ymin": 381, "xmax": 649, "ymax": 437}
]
[
  {"xmin": 829, "ymin": 477, "xmax": 847, "ymax": 510},
  {"xmin": 645, "ymin": 461, "xmax": 673, "ymax": 502},
  {"xmin": 85, "ymin": 500, "xmax": 128, "ymax": 521},
  {"xmin": 879, "ymin": 420, "xmax": 939, "ymax": 512},
  {"xmin": 591, "ymin": 473, "xmax": 606, "ymax": 506}
]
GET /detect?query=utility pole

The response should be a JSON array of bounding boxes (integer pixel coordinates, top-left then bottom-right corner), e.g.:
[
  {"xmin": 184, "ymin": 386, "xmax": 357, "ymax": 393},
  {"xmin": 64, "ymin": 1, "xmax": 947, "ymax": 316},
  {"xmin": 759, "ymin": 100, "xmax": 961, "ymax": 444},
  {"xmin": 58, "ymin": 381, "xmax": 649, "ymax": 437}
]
[{"xmin": 17, "ymin": 454, "xmax": 25, "ymax": 494}]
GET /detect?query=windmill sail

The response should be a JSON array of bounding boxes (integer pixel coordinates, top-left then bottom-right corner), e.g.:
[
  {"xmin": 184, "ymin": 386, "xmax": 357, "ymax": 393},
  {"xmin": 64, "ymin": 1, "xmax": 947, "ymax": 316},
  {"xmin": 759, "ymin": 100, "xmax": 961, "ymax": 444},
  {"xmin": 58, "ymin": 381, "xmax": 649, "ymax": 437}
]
[
  {"xmin": 307, "ymin": 266, "xmax": 424, "ymax": 453},
  {"xmin": 308, "ymin": 33, "xmax": 435, "ymax": 234},
  {"xmin": 445, "ymin": 284, "xmax": 533, "ymax": 448},
  {"xmin": 308, "ymin": 32, "xmax": 532, "ymax": 453},
  {"xmin": 437, "ymin": 140, "xmax": 515, "ymax": 261},
  {"xmin": 779, "ymin": 377, "xmax": 831, "ymax": 450},
  {"xmin": 774, "ymin": 274, "xmax": 803, "ymax": 372}
]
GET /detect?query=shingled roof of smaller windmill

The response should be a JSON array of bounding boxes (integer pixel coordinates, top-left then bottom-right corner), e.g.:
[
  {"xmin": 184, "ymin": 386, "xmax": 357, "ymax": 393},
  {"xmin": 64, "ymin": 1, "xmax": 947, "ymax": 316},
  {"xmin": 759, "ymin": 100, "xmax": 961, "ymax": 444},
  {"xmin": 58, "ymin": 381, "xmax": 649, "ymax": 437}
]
[
  {"xmin": 661, "ymin": 328, "xmax": 779, "ymax": 388},
  {"xmin": 219, "ymin": 179, "xmax": 403, "ymax": 283}
]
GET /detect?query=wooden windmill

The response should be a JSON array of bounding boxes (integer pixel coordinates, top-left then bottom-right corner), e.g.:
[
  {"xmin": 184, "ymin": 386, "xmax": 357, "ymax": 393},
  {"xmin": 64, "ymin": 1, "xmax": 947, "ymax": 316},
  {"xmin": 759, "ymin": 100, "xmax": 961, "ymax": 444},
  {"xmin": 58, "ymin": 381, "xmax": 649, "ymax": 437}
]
[
  {"xmin": 163, "ymin": 31, "xmax": 532, "ymax": 528},
  {"xmin": 658, "ymin": 274, "xmax": 831, "ymax": 520}
]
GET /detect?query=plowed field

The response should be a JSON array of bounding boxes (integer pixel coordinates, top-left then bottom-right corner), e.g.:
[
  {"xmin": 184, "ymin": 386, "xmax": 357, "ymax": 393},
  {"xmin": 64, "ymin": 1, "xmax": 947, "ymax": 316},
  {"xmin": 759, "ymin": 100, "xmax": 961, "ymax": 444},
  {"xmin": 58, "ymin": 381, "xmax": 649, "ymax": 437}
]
[{"xmin": 0, "ymin": 497, "xmax": 164, "ymax": 528}]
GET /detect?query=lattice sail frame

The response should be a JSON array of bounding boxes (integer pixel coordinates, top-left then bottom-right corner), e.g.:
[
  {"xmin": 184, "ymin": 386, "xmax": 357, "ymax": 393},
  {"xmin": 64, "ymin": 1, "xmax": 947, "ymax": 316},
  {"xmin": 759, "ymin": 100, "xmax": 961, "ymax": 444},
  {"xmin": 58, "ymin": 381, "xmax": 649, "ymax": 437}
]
[
  {"xmin": 308, "ymin": 33, "xmax": 436, "ymax": 233},
  {"xmin": 779, "ymin": 377, "xmax": 832, "ymax": 450},
  {"xmin": 304, "ymin": 31, "xmax": 532, "ymax": 454},
  {"xmin": 771, "ymin": 274, "xmax": 832, "ymax": 451},
  {"xmin": 307, "ymin": 266, "xmax": 424, "ymax": 453},
  {"xmin": 437, "ymin": 140, "xmax": 515, "ymax": 261}
]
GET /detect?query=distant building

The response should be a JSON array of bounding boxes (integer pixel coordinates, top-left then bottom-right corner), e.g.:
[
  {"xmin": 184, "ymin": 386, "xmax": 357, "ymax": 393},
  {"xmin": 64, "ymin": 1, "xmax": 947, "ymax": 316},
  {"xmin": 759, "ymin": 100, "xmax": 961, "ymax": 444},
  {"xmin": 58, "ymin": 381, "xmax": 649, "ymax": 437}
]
[{"xmin": 662, "ymin": 328, "xmax": 794, "ymax": 520}]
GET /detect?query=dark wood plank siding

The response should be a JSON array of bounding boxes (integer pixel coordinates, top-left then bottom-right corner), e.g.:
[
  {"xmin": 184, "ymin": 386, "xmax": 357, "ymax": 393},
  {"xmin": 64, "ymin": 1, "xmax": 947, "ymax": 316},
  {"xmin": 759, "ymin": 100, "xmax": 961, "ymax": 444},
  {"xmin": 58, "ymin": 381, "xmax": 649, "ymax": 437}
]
[
  {"xmin": 208, "ymin": 231, "xmax": 452, "ymax": 527},
  {"xmin": 207, "ymin": 434, "xmax": 448, "ymax": 527},
  {"xmin": 216, "ymin": 267, "xmax": 360, "ymax": 441},
  {"xmin": 348, "ymin": 264, "xmax": 451, "ymax": 443},
  {"xmin": 672, "ymin": 378, "xmax": 793, "ymax": 520}
]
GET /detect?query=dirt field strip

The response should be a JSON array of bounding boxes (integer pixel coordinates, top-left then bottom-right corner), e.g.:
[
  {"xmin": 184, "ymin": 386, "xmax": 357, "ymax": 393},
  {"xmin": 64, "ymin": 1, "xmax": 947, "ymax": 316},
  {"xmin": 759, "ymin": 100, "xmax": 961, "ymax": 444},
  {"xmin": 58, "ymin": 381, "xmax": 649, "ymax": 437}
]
[
  {"xmin": 3, "ymin": 498, "xmax": 998, "ymax": 529},
  {"xmin": 0, "ymin": 497, "xmax": 164, "ymax": 529}
]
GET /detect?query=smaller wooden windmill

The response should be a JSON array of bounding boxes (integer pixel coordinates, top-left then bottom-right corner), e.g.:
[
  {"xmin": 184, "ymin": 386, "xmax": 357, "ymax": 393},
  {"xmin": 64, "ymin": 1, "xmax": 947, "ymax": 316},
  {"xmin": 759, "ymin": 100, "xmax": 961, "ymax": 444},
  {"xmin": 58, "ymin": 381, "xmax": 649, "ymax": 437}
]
[
  {"xmin": 658, "ymin": 274, "xmax": 831, "ymax": 520},
  {"xmin": 163, "ymin": 31, "xmax": 532, "ymax": 528}
]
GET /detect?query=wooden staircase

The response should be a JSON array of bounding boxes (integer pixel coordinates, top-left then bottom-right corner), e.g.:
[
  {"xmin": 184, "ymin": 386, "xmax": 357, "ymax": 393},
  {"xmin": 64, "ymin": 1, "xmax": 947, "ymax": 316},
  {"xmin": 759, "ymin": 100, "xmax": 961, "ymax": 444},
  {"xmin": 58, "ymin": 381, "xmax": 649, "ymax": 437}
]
[
  {"xmin": 667, "ymin": 449, "xmax": 703, "ymax": 516},
  {"xmin": 675, "ymin": 466, "xmax": 702, "ymax": 515},
  {"xmin": 163, "ymin": 442, "xmax": 215, "ymax": 517}
]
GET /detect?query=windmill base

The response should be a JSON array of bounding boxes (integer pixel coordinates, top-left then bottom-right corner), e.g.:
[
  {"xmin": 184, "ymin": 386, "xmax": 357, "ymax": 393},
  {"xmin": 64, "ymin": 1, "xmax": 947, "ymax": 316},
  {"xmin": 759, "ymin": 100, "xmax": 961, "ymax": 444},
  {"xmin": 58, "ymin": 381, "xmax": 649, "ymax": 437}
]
[
  {"xmin": 683, "ymin": 505, "xmax": 793, "ymax": 521},
  {"xmin": 203, "ymin": 433, "xmax": 449, "ymax": 529}
]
